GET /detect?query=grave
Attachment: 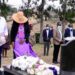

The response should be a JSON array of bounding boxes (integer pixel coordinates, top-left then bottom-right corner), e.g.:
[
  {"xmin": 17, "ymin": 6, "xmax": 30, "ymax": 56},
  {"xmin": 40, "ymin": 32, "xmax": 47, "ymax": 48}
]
[{"xmin": 60, "ymin": 37, "xmax": 75, "ymax": 75}]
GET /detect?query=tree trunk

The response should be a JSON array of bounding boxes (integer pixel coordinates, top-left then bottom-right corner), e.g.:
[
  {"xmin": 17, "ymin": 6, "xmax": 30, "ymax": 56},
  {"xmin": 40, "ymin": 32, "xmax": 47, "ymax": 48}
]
[
  {"xmin": 62, "ymin": 19, "xmax": 66, "ymax": 41},
  {"xmin": 0, "ymin": 0, "xmax": 1, "ymax": 7},
  {"xmin": 39, "ymin": 11, "xmax": 44, "ymax": 43},
  {"xmin": 39, "ymin": 0, "xmax": 44, "ymax": 43},
  {"xmin": 60, "ymin": 0, "xmax": 67, "ymax": 41}
]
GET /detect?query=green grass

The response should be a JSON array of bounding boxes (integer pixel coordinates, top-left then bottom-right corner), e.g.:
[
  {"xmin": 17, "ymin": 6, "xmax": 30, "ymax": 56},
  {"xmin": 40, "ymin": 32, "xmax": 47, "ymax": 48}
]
[
  {"xmin": 33, "ymin": 44, "xmax": 43, "ymax": 49},
  {"xmin": 33, "ymin": 44, "xmax": 54, "ymax": 50}
]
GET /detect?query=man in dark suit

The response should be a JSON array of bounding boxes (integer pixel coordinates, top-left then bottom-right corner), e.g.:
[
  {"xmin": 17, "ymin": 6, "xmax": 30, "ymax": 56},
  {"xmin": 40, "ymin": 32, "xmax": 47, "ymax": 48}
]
[
  {"xmin": 43, "ymin": 24, "xmax": 53, "ymax": 56},
  {"xmin": 64, "ymin": 24, "xmax": 75, "ymax": 43},
  {"xmin": 64, "ymin": 24, "xmax": 75, "ymax": 38}
]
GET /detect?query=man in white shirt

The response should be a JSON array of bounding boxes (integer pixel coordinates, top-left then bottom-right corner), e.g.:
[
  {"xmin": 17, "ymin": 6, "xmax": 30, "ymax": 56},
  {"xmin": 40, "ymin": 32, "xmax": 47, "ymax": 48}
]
[
  {"xmin": 43, "ymin": 24, "xmax": 53, "ymax": 56},
  {"xmin": 0, "ymin": 14, "xmax": 8, "ymax": 67}
]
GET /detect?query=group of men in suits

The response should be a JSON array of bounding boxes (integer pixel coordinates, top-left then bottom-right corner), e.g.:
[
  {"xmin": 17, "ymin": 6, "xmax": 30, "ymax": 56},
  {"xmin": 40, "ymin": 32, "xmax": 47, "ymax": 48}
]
[{"xmin": 42, "ymin": 22, "xmax": 75, "ymax": 64}]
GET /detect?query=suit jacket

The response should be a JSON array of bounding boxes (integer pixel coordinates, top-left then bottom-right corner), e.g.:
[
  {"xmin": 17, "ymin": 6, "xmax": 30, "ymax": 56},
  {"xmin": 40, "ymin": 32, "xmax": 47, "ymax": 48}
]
[
  {"xmin": 64, "ymin": 28, "xmax": 75, "ymax": 38},
  {"xmin": 42, "ymin": 29, "xmax": 53, "ymax": 42},
  {"xmin": 10, "ymin": 21, "xmax": 30, "ymax": 43},
  {"xmin": 53, "ymin": 28, "xmax": 62, "ymax": 45}
]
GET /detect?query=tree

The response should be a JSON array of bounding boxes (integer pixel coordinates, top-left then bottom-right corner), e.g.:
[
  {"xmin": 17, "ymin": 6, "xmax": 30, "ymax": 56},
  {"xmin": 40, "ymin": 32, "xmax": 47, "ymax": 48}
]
[
  {"xmin": 20, "ymin": 0, "xmax": 66, "ymax": 43},
  {"xmin": 21, "ymin": 0, "xmax": 31, "ymax": 17},
  {"xmin": 0, "ymin": 0, "xmax": 12, "ymax": 18},
  {"xmin": 60, "ymin": 0, "xmax": 75, "ymax": 40},
  {"xmin": 21, "ymin": 0, "xmax": 44, "ymax": 43},
  {"xmin": 60, "ymin": 0, "xmax": 75, "ymax": 22}
]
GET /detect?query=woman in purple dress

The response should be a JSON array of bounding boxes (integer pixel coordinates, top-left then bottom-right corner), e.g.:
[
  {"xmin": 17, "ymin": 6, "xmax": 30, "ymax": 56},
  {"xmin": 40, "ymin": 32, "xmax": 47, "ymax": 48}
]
[{"xmin": 10, "ymin": 11, "xmax": 37, "ymax": 58}]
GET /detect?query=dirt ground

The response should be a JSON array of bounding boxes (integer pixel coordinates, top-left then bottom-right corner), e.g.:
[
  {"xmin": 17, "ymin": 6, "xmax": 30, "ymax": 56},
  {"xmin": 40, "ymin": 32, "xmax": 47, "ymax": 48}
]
[
  {"xmin": 1, "ymin": 44, "xmax": 60, "ymax": 67},
  {"xmin": 1, "ymin": 18, "xmax": 75, "ymax": 67}
]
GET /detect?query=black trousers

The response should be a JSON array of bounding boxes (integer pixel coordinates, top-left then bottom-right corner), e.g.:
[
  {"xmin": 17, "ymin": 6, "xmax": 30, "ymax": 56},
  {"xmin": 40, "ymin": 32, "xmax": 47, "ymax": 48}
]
[
  {"xmin": 44, "ymin": 42, "xmax": 50, "ymax": 56},
  {"xmin": 0, "ymin": 46, "xmax": 3, "ymax": 67},
  {"xmin": 53, "ymin": 44, "xmax": 60, "ymax": 62},
  {"xmin": 13, "ymin": 51, "xmax": 16, "ymax": 59}
]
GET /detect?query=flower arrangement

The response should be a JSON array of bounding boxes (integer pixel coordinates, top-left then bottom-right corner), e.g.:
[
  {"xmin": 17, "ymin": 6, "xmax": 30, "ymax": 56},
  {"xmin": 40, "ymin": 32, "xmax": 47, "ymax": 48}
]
[{"xmin": 11, "ymin": 55, "xmax": 59, "ymax": 75}]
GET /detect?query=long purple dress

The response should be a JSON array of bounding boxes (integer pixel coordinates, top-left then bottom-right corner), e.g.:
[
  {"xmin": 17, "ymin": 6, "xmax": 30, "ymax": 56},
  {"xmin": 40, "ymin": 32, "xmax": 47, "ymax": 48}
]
[{"xmin": 14, "ymin": 24, "xmax": 37, "ymax": 58}]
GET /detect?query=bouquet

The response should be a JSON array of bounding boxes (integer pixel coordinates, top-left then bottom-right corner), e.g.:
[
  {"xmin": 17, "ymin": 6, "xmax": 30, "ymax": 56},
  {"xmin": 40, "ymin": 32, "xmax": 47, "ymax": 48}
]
[{"xmin": 11, "ymin": 55, "xmax": 60, "ymax": 75}]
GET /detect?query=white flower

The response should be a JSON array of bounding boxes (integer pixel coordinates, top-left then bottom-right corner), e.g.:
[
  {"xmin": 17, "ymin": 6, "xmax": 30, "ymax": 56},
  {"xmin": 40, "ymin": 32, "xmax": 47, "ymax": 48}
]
[
  {"xmin": 36, "ymin": 68, "xmax": 53, "ymax": 75},
  {"xmin": 36, "ymin": 71, "xmax": 42, "ymax": 75},
  {"xmin": 39, "ymin": 59, "xmax": 46, "ymax": 65},
  {"xmin": 26, "ymin": 56, "xmax": 39, "ymax": 68},
  {"xmin": 12, "ymin": 59, "xmax": 19, "ymax": 68},
  {"xmin": 11, "ymin": 55, "xmax": 60, "ymax": 75},
  {"xmin": 27, "ymin": 68, "xmax": 35, "ymax": 75},
  {"xmin": 35, "ymin": 64, "xmax": 46, "ymax": 74},
  {"xmin": 42, "ymin": 69, "xmax": 53, "ymax": 75}
]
